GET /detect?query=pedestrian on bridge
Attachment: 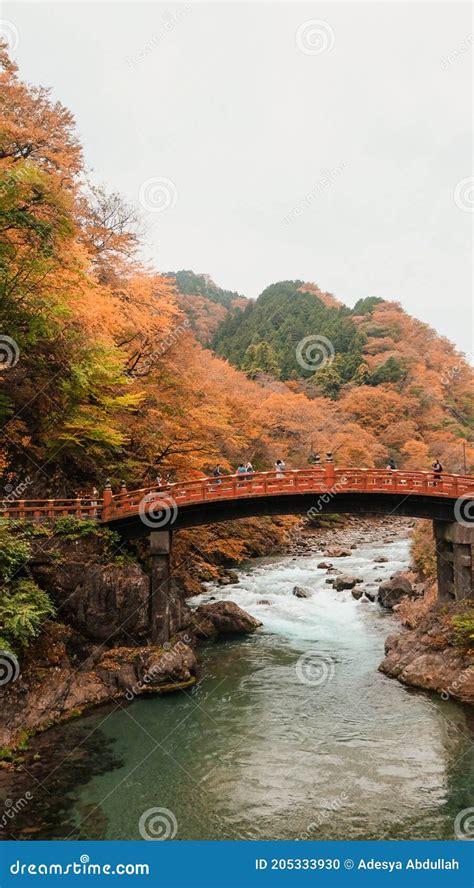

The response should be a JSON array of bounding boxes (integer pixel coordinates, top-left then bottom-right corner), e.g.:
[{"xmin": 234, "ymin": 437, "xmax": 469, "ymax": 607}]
[
  {"xmin": 275, "ymin": 459, "xmax": 286, "ymax": 479},
  {"xmin": 245, "ymin": 461, "xmax": 254, "ymax": 477},
  {"xmin": 213, "ymin": 464, "xmax": 222, "ymax": 484},
  {"xmin": 432, "ymin": 459, "xmax": 443, "ymax": 484},
  {"xmin": 386, "ymin": 458, "xmax": 396, "ymax": 471}
]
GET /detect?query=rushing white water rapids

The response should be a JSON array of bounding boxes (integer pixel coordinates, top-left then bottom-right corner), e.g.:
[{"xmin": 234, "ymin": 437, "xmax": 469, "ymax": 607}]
[{"xmin": 3, "ymin": 534, "xmax": 473, "ymax": 840}]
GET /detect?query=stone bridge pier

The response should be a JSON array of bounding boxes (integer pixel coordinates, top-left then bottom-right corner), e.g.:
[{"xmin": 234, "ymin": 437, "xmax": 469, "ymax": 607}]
[
  {"xmin": 434, "ymin": 521, "xmax": 474, "ymax": 601},
  {"xmin": 149, "ymin": 530, "xmax": 172, "ymax": 644}
]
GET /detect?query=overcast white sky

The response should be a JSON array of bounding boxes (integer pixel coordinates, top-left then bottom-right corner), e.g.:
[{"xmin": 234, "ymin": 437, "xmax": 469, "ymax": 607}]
[{"xmin": 4, "ymin": 1, "xmax": 473, "ymax": 354}]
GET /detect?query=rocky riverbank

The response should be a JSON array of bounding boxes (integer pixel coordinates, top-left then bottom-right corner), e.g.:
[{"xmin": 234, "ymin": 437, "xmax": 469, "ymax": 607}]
[
  {"xmin": 287, "ymin": 515, "xmax": 473, "ymax": 707},
  {"xmin": 0, "ymin": 600, "xmax": 262, "ymax": 754},
  {"xmin": 379, "ymin": 602, "xmax": 474, "ymax": 705},
  {"xmin": 2, "ymin": 513, "xmax": 472, "ymax": 756}
]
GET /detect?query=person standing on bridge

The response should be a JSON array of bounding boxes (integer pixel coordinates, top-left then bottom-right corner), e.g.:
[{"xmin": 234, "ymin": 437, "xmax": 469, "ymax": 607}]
[
  {"xmin": 275, "ymin": 459, "xmax": 286, "ymax": 479},
  {"xmin": 245, "ymin": 461, "xmax": 254, "ymax": 478},
  {"xmin": 91, "ymin": 486, "xmax": 99, "ymax": 518},
  {"xmin": 432, "ymin": 459, "xmax": 443, "ymax": 484},
  {"xmin": 155, "ymin": 473, "xmax": 162, "ymax": 488},
  {"xmin": 386, "ymin": 458, "xmax": 396, "ymax": 471},
  {"xmin": 213, "ymin": 464, "xmax": 222, "ymax": 484}
]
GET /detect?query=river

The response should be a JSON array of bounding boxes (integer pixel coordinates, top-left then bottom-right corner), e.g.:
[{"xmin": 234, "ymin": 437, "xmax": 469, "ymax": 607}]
[{"xmin": 1, "ymin": 535, "xmax": 473, "ymax": 841}]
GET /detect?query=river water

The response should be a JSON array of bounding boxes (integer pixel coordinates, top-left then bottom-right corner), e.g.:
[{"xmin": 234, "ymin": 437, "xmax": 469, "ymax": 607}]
[{"xmin": 2, "ymin": 536, "xmax": 473, "ymax": 841}]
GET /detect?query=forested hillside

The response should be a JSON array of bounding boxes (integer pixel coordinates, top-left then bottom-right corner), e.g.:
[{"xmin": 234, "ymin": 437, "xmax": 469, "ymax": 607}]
[
  {"xmin": 164, "ymin": 270, "xmax": 247, "ymax": 346},
  {"xmin": 1, "ymin": 40, "xmax": 473, "ymax": 501}
]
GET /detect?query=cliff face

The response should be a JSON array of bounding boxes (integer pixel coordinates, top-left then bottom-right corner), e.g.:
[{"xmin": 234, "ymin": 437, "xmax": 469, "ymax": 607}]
[
  {"xmin": 379, "ymin": 601, "xmax": 474, "ymax": 705},
  {"xmin": 0, "ymin": 531, "xmax": 262, "ymax": 751}
]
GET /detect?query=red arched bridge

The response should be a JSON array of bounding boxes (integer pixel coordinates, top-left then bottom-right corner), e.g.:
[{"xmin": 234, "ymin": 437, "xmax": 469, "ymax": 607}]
[
  {"xmin": 3, "ymin": 466, "xmax": 473, "ymax": 637},
  {"xmin": 2, "ymin": 466, "xmax": 473, "ymax": 532}
]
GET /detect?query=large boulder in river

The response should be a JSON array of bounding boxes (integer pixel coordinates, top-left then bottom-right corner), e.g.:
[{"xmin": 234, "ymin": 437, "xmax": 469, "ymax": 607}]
[
  {"xmin": 324, "ymin": 546, "xmax": 352, "ymax": 558},
  {"xmin": 378, "ymin": 572, "xmax": 413, "ymax": 609},
  {"xmin": 292, "ymin": 585, "xmax": 311, "ymax": 598},
  {"xmin": 192, "ymin": 600, "xmax": 262, "ymax": 639},
  {"xmin": 334, "ymin": 575, "xmax": 361, "ymax": 591}
]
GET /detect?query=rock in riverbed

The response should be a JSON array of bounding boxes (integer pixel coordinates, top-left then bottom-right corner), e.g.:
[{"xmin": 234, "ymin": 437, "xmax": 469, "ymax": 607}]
[
  {"xmin": 378, "ymin": 572, "xmax": 414, "ymax": 609},
  {"xmin": 293, "ymin": 585, "xmax": 311, "ymax": 598},
  {"xmin": 335, "ymin": 575, "xmax": 361, "ymax": 591},
  {"xmin": 324, "ymin": 546, "xmax": 352, "ymax": 558},
  {"xmin": 192, "ymin": 600, "xmax": 262, "ymax": 639}
]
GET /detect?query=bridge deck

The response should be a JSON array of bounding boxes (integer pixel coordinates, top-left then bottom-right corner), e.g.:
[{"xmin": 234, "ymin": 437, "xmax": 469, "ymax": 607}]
[{"xmin": 2, "ymin": 468, "xmax": 473, "ymax": 525}]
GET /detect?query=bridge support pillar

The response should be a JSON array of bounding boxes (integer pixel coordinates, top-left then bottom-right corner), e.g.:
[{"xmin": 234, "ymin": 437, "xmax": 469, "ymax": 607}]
[
  {"xmin": 433, "ymin": 521, "xmax": 474, "ymax": 601},
  {"xmin": 149, "ymin": 531, "xmax": 172, "ymax": 644}
]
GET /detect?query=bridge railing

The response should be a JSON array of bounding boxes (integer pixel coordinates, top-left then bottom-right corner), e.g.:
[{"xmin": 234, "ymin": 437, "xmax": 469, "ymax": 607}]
[
  {"xmin": 104, "ymin": 468, "xmax": 474, "ymax": 520},
  {"xmin": 0, "ymin": 497, "xmax": 101, "ymax": 521},
  {"xmin": 1, "ymin": 469, "xmax": 473, "ymax": 523}
]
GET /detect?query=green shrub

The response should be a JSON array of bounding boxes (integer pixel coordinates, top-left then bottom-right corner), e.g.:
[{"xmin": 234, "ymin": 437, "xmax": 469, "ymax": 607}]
[
  {"xmin": 0, "ymin": 579, "xmax": 55, "ymax": 653},
  {"xmin": 451, "ymin": 611, "xmax": 474, "ymax": 647},
  {"xmin": 0, "ymin": 521, "xmax": 31, "ymax": 582},
  {"xmin": 53, "ymin": 516, "xmax": 99, "ymax": 537}
]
